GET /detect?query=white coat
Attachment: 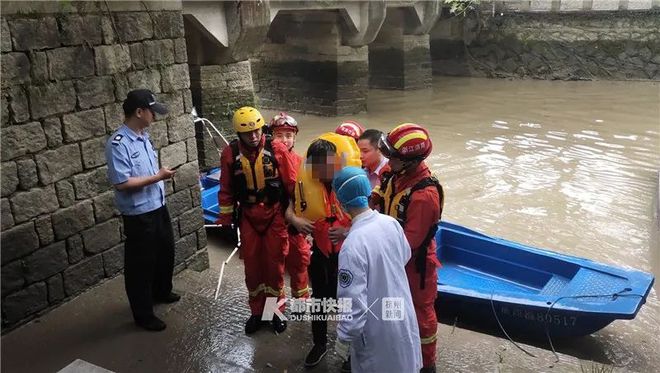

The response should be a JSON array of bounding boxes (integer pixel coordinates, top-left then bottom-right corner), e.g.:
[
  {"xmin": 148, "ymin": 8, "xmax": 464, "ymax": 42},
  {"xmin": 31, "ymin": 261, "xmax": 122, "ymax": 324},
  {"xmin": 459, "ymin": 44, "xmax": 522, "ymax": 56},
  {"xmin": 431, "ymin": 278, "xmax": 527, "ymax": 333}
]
[{"xmin": 336, "ymin": 209, "xmax": 422, "ymax": 373}]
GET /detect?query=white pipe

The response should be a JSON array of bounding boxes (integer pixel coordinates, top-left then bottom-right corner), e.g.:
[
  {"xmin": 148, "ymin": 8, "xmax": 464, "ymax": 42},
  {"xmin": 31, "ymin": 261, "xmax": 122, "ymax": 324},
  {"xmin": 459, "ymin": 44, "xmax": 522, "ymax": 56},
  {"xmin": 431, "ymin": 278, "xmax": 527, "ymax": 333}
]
[
  {"xmin": 214, "ymin": 260, "xmax": 226, "ymax": 300},
  {"xmin": 193, "ymin": 114, "xmax": 230, "ymax": 148},
  {"xmin": 214, "ymin": 246, "xmax": 239, "ymax": 300},
  {"xmin": 213, "ymin": 227, "xmax": 241, "ymax": 300},
  {"xmin": 203, "ymin": 118, "xmax": 230, "ymax": 146},
  {"xmin": 203, "ymin": 124, "xmax": 215, "ymax": 139}
]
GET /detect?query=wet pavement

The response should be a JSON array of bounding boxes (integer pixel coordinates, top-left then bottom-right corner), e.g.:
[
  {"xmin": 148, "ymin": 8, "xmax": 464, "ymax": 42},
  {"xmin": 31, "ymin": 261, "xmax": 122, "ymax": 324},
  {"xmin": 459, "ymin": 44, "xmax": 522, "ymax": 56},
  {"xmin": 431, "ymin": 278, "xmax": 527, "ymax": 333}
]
[
  {"xmin": 1, "ymin": 231, "xmax": 342, "ymax": 373},
  {"xmin": 1, "ymin": 230, "xmax": 655, "ymax": 373}
]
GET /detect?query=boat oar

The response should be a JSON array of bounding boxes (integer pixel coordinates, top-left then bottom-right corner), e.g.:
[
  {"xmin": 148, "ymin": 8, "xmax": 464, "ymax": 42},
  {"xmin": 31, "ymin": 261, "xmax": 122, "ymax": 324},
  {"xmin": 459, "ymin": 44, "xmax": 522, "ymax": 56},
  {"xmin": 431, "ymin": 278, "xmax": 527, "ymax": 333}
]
[{"xmin": 214, "ymin": 227, "xmax": 241, "ymax": 300}]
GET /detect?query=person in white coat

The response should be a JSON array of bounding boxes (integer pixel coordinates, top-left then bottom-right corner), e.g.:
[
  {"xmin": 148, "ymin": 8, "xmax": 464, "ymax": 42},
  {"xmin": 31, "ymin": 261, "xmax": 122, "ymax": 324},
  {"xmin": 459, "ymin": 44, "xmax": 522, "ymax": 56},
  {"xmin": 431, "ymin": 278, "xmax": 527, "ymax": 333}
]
[{"xmin": 332, "ymin": 167, "xmax": 422, "ymax": 373}]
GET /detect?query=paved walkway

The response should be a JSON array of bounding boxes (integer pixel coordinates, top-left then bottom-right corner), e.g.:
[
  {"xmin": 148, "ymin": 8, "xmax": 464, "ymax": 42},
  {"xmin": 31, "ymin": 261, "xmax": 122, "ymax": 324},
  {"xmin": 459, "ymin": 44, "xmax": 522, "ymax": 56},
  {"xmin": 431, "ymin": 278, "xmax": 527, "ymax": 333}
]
[{"xmin": 2, "ymin": 231, "xmax": 653, "ymax": 372}]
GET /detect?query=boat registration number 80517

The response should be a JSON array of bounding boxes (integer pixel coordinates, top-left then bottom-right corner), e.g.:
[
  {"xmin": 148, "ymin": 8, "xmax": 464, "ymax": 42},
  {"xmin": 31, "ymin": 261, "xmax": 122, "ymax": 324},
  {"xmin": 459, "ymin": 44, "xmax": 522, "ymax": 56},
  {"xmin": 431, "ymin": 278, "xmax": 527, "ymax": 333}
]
[{"xmin": 501, "ymin": 306, "xmax": 578, "ymax": 326}]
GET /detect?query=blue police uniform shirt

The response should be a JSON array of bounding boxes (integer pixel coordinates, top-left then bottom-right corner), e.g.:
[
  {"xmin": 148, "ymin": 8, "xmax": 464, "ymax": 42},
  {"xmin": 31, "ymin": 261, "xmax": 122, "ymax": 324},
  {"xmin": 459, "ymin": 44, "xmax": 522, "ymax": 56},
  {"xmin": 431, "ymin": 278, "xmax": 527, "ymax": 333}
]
[{"xmin": 105, "ymin": 124, "xmax": 166, "ymax": 216}]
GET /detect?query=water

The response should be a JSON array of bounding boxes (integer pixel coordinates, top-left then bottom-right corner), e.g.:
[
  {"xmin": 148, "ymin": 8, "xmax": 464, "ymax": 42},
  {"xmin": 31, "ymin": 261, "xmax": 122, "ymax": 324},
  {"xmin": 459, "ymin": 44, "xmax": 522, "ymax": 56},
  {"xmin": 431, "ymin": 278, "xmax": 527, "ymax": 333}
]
[
  {"xmin": 272, "ymin": 77, "xmax": 659, "ymax": 272},
  {"xmin": 264, "ymin": 77, "xmax": 660, "ymax": 371}
]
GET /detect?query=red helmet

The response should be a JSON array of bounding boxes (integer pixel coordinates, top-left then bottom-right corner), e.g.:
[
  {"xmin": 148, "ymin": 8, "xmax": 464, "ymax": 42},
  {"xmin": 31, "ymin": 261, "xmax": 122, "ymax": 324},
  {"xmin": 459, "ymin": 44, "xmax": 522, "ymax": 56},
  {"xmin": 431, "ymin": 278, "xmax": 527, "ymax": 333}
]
[
  {"xmin": 335, "ymin": 120, "xmax": 365, "ymax": 140},
  {"xmin": 269, "ymin": 112, "xmax": 298, "ymax": 133},
  {"xmin": 380, "ymin": 123, "xmax": 432, "ymax": 160}
]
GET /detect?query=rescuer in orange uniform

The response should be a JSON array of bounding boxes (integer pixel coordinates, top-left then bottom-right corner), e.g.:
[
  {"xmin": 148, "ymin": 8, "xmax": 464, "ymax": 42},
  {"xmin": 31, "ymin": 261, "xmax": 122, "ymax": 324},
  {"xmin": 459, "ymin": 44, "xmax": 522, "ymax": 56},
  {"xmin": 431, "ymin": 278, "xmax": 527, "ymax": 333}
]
[
  {"xmin": 371, "ymin": 123, "xmax": 444, "ymax": 373},
  {"xmin": 216, "ymin": 106, "xmax": 297, "ymax": 335},
  {"xmin": 268, "ymin": 112, "xmax": 311, "ymax": 300}
]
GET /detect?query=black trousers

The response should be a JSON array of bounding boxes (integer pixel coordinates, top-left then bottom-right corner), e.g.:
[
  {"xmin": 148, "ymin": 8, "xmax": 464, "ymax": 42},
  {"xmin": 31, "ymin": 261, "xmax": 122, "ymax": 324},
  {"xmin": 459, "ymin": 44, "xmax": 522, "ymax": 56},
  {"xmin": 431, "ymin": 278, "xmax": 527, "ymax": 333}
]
[
  {"xmin": 122, "ymin": 205, "xmax": 175, "ymax": 321},
  {"xmin": 308, "ymin": 248, "xmax": 339, "ymax": 346}
]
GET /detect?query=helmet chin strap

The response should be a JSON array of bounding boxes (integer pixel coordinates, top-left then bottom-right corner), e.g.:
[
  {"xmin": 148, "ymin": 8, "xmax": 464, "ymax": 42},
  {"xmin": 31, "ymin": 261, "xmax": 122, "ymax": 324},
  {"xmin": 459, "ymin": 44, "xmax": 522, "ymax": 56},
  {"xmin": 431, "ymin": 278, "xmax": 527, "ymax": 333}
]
[{"xmin": 393, "ymin": 158, "xmax": 422, "ymax": 176}]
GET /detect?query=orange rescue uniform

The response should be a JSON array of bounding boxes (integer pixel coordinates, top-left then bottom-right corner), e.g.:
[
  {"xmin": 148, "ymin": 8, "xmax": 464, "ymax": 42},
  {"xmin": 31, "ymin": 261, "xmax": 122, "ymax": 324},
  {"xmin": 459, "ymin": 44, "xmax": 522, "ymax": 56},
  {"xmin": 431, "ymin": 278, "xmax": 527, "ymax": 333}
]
[
  {"xmin": 371, "ymin": 162, "xmax": 443, "ymax": 368},
  {"xmin": 217, "ymin": 136, "xmax": 297, "ymax": 315}
]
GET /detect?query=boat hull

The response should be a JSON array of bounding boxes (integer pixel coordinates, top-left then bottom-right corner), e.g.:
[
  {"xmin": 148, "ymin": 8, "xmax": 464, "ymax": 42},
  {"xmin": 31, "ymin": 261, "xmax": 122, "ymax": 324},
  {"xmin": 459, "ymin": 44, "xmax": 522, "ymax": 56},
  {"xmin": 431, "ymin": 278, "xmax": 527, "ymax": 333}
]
[
  {"xmin": 435, "ymin": 221, "xmax": 654, "ymax": 338},
  {"xmin": 200, "ymin": 168, "xmax": 221, "ymax": 225},
  {"xmin": 435, "ymin": 291, "xmax": 616, "ymax": 338}
]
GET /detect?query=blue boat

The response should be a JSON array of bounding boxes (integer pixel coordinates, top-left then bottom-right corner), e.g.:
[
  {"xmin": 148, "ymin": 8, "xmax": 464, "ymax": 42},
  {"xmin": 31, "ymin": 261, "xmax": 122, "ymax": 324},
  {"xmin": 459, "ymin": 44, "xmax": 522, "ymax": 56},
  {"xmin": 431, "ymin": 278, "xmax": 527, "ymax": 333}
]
[
  {"xmin": 192, "ymin": 108, "xmax": 228, "ymax": 226},
  {"xmin": 435, "ymin": 221, "xmax": 655, "ymax": 338},
  {"xmin": 200, "ymin": 168, "xmax": 221, "ymax": 225}
]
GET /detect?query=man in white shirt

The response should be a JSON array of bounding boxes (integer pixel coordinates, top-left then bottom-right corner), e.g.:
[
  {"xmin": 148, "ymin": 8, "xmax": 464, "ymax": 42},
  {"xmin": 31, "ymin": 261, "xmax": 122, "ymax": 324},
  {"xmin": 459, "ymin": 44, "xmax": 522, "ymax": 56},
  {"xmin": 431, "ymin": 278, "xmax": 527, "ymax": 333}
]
[
  {"xmin": 357, "ymin": 129, "xmax": 389, "ymax": 189},
  {"xmin": 332, "ymin": 167, "xmax": 422, "ymax": 373}
]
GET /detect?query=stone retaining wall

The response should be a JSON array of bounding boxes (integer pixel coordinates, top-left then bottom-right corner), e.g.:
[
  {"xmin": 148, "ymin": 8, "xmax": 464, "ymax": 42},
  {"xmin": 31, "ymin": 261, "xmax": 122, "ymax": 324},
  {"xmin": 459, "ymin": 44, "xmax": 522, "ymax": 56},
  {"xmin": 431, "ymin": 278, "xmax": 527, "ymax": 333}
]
[
  {"xmin": 431, "ymin": 10, "xmax": 660, "ymax": 80},
  {"xmin": 1, "ymin": 2, "xmax": 208, "ymax": 331}
]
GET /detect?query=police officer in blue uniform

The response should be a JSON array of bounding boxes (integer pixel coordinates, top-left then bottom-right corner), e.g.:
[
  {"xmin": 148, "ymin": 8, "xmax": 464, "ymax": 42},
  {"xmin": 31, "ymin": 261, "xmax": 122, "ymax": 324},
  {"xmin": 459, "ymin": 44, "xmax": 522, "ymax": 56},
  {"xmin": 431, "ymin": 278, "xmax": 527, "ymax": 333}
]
[{"xmin": 105, "ymin": 89, "xmax": 180, "ymax": 331}]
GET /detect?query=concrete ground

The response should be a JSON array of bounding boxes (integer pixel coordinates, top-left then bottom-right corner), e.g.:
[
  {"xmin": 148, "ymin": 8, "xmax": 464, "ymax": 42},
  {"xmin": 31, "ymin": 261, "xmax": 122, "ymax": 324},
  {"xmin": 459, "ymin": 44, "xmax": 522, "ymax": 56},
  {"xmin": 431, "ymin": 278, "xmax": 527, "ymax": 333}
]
[{"xmin": 1, "ymin": 229, "xmax": 655, "ymax": 373}]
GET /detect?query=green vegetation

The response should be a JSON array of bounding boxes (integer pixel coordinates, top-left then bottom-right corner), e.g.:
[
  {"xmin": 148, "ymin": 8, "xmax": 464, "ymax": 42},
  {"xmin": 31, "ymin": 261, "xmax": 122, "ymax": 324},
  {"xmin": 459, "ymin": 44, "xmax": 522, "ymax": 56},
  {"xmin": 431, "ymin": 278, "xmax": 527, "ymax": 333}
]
[{"xmin": 445, "ymin": 0, "xmax": 477, "ymax": 17}]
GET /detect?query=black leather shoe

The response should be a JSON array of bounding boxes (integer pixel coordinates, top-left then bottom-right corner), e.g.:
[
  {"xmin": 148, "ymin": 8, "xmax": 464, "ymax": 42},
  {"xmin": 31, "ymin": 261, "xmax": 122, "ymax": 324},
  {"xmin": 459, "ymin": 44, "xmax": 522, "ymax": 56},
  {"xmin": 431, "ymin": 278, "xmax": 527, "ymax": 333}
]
[
  {"xmin": 420, "ymin": 366, "xmax": 436, "ymax": 373},
  {"xmin": 135, "ymin": 316, "xmax": 167, "ymax": 332},
  {"xmin": 245, "ymin": 315, "xmax": 263, "ymax": 334},
  {"xmin": 271, "ymin": 314, "xmax": 287, "ymax": 334},
  {"xmin": 155, "ymin": 292, "xmax": 181, "ymax": 304},
  {"xmin": 304, "ymin": 344, "xmax": 327, "ymax": 367}
]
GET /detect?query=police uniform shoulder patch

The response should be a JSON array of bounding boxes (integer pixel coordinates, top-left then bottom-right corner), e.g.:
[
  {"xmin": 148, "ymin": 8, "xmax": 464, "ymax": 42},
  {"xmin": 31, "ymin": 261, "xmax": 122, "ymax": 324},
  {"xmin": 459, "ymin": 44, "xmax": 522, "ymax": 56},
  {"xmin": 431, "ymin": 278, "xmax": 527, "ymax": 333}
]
[
  {"xmin": 111, "ymin": 134, "xmax": 124, "ymax": 146},
  {"xmin": 338, "ymin": 269, "xmax": 354, "ymax": 288}
]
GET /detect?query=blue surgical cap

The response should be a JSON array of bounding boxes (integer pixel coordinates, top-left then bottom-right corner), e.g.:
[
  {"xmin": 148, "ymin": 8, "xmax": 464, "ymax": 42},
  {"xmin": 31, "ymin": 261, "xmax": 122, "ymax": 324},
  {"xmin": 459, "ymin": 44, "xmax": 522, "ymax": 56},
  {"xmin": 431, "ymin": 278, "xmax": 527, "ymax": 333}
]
[{"xmin": 332, "ymin": 167, "xmax": 371, "ymax": 209}]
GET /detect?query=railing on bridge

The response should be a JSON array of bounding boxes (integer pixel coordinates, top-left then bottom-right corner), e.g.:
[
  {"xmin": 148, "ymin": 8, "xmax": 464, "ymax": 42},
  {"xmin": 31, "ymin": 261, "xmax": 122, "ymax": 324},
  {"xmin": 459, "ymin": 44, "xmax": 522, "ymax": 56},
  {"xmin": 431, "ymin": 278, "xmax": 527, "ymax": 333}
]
[{"xmin": 489, "ymin": 0, "xmax": 659, "ymax": 12}]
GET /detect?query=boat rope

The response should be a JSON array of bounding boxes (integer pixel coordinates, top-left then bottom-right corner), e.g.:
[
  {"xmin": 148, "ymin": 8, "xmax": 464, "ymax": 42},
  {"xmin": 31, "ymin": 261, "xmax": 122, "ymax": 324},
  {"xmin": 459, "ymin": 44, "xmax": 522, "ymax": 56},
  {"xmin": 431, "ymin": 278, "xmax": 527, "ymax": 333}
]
[
  {"xmin": 490, "ymin": 292, "xmax": 537, "ymax": 358},
  {"xmin": 543, "ymin": 288, "xmax": 645, "ymax": 363},
  {"xmin": 490, "ymin": 288, "xmax": 646, "ymax": 362}
]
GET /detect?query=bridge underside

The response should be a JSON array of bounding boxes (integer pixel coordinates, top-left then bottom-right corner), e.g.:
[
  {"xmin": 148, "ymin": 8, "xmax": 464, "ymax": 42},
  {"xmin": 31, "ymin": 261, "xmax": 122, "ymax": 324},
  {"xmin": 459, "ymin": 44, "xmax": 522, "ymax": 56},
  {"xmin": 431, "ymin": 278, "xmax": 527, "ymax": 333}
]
[
  {"xmin": 184, "ymin": 1, "xmax": 440, "ymax": 124},
  {"xmin": 182, "ymin": 0, "xmax": 660, "ymax": 170}
]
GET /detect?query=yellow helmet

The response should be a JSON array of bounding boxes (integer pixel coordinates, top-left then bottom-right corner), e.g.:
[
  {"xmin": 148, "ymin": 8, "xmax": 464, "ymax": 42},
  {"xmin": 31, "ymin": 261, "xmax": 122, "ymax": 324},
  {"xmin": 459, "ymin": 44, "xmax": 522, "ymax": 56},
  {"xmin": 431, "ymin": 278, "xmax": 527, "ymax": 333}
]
[{"xmin": 232, "ymin": 106, "xmax": 265, "ymax": 133}]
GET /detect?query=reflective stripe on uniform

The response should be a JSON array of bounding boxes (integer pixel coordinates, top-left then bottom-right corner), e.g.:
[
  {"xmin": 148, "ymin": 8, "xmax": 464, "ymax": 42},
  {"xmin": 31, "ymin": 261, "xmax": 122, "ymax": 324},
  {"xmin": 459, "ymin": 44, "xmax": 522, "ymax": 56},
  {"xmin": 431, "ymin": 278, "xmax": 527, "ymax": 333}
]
[
  {"xmin": 293, "ymin": 286, "xmax": 310, "ymax": 297},
  {"xmin": 264, "ymin": 286, "xmax": 284, "ymax": 297},
  {"xmin": 420, "ymin": 332, "xmax": 437, "ymax": 345},
  {"xmin": 219, "ymin": 205, "xmax": 234, "ymax": 214},
  {"xmin": 248, "ymin": 283, "xmax": 265, "ymax": 297}
]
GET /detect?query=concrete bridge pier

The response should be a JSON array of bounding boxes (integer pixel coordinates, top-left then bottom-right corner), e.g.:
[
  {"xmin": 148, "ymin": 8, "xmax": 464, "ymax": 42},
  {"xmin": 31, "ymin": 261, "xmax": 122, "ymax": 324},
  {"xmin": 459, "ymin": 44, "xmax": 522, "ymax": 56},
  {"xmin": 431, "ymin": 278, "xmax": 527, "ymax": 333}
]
[
  {"xmin": 183, "ymin": 1, "xmax": 268, "ymax": 169},
  {"xmin": 188, "ymin": 61, "xmax": 254, "ymax": 170},
  {"xmin": 252, "ymin": 10, "xmax": 370, "ymax": 116},
  {"xmin": 182, "ymin": 0, "xmax": 443, "ymax": 169},
  {"xmin": 369, "ymin": 3, "xmax": 441, "ymax": 90}
]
